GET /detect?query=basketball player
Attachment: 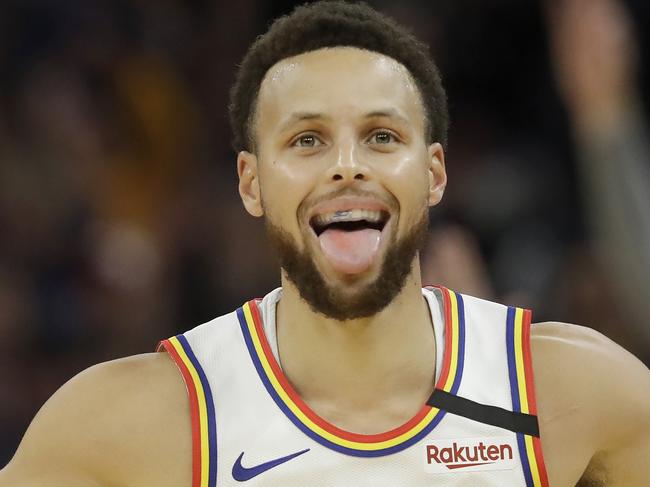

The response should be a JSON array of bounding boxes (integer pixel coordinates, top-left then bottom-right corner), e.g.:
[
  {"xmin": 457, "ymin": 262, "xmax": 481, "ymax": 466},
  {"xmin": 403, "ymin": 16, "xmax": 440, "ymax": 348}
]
[{"xmin": 1, "ymin": 2, "xmax": 648, "ymax": 486}]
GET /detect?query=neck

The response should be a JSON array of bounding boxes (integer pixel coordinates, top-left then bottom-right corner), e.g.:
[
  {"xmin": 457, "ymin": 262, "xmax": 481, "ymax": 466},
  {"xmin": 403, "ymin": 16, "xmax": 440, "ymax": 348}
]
[{"xmin": 275, "ymin": 257, "xmax": 437, "ymax": 432}]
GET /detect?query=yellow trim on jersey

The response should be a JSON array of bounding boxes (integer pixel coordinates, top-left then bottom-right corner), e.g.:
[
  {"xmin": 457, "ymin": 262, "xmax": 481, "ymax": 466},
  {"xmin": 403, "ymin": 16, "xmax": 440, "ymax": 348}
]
[
  {"xmin": 241, "ymin": 300, "xmax": 454, "ymax": 451},
  {"xmin": 168, "ymin": 336, "xmax": 211, "ymax": 487}
]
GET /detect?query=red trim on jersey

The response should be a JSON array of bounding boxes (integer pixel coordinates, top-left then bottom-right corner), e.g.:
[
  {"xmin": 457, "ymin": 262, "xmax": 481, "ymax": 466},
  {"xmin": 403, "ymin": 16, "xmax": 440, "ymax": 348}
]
[
  {"xmin": 520, "ymin": 310, "xmax": 550, "ymax": 487},
  {"xmin": 247, "ymin": 287, "xmax": 453, "ymax": 444},
  {"xmin": 435, "ymin": 286, "xmax": 453, "ymax": 389},
  {"xmin": 522, "ymin": 310, "xmax": 536, "ymax": 415},
  {"xmin": 159, "ymin": 339, "xmax": 202, "ymax": 487}
]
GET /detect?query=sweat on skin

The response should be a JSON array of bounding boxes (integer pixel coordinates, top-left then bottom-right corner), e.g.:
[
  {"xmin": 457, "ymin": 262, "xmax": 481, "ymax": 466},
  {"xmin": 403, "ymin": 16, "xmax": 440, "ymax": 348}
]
[{"xmin": 236, "ymin": 47, "xmax": 447, "ymax": 430}]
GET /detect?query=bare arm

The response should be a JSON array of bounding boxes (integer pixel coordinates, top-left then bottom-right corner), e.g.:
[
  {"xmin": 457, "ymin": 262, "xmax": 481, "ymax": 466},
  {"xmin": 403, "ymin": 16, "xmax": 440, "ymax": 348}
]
[
  {"xmin": 585, "ymin": 327, "xmax": 650, "ymax": 486},
  {"xmin": 533, "ymin": 322, "xmax": 650, "ymax": 486},
  {"xmin": 0, "ymin": 353, "xmax": 191, "ymax": 486}
]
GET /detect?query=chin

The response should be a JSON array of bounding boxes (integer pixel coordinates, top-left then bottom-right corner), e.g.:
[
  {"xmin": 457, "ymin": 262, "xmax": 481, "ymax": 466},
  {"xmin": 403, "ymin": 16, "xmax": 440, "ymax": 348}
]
[{"xmin": 266, "ymin": 211, "xmax": 429, "ymax": 321}]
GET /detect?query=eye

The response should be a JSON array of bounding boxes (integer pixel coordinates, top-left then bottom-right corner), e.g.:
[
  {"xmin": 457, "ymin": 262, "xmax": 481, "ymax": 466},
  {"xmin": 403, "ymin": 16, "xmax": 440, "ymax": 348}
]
[
  {"xmin": 292, "ymin": 133, "xmax": 323, "ymax": 148},
  {"xmin": 368, "ymin": 130, "xmax": 399, "ymax": 145}
]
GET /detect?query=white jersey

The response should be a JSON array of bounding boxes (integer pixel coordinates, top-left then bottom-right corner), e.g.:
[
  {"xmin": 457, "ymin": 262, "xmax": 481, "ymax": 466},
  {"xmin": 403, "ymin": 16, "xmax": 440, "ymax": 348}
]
[{"xmin": 159, "ymin": 286, "xmax": 549, "ymax": 486}]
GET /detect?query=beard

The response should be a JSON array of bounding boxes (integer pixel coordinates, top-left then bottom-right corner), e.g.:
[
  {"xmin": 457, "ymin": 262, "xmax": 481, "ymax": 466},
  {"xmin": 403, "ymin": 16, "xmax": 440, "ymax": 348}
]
[{"xmin": 265, "ymin": 209, "xmax": 429, "ymax": 321}]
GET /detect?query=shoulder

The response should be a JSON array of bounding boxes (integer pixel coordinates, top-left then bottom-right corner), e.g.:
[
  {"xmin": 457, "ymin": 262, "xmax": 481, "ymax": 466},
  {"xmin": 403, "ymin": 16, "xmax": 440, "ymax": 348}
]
[
  {"xmin": 68, "ymin": 349, "xmax": 185, "ymax": 395},
  {"xmin": 531, "ymin": 321, "xmax": 650, "ymax": 450},
  {"xmin": 1, "ymin": 352, "xmax": 191, "ymax": 486}
]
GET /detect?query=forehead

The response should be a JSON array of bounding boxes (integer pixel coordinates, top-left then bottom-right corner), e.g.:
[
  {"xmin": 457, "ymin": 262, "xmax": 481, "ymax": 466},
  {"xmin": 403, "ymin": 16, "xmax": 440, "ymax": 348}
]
[{"xmin": 256, "ymin": 47, "xmax": 425, "ymax": 132}]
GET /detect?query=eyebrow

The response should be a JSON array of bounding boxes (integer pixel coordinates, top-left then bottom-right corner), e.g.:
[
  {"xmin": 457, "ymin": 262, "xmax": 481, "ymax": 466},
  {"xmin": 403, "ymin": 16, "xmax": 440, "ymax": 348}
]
[
  {"xmin": 364, "ymin": 108, "xmax": 410, "ymax": 125},
  {"xmin": 279, "ymin": 112, "xmax": 330, "ymax": 133},
  {"xmin": 278, "ymin": 108, "xmax": 410, "ymax": 133}
]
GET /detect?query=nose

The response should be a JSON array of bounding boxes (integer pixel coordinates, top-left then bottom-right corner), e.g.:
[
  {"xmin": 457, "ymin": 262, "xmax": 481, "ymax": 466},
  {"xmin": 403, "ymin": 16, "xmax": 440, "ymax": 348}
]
[{"xmin": 327, "ymin": 138, "xmax": 368, "ymax": 182}]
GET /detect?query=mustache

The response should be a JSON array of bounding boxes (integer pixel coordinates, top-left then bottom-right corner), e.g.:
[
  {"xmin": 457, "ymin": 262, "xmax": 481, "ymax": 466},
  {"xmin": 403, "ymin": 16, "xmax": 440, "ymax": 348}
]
[
  {"xmin": 297, "ymin": 187, "xmax": 399, "ymax": 221},
  {"xmin": 265, "ymin": 207, "xmax": 429, "ymax": 321}
]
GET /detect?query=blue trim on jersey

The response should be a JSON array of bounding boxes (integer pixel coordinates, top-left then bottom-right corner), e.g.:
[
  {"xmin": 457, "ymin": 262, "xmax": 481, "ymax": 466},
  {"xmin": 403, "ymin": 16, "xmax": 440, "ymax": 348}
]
[
  {"xmin": 177, "ymin": 334, "xmax": 218, "ymax": 486},
  {"xmin": 236, "ymin": 305, "xmax": 465, "ymax": 457},
  {"xmin": 450, "ymin": 292, "xmax": 466, "ymax": 395},
  {"xmin": 506, "ymin": 308, "xmax": 534, "ymax": 487},
  {"xmin": 517, "ymin": 432, "xmax": 535, "ymax": 487},
  {"xmin": 506, "ymin": 307, "xmax": 521, "ymax": 412}
]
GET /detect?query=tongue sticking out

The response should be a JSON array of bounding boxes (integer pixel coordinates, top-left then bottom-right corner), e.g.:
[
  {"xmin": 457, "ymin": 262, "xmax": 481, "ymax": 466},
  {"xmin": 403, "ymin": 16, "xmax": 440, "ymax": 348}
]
[{"xmin": 318, "ymin": 227, "xmax": 382, "ymax": 274}]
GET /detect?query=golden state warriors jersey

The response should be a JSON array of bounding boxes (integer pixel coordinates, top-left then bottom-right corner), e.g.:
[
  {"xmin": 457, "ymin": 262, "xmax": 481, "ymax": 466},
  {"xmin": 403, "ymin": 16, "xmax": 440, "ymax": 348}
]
[{"xmin": 158, "ymin": 286, "xmax": 549, "ymax": 486}]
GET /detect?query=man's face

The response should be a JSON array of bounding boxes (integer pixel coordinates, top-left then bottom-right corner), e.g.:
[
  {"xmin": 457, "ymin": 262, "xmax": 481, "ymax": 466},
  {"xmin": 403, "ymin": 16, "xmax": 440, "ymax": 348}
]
[{"xmin": 239, "ymin": 47, "xmax": 446, "ymax": 320}]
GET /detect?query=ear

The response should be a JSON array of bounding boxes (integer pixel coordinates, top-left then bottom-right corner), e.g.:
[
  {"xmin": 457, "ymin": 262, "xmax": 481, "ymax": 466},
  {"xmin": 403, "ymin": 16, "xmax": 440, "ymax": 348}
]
[
  {"xmin": 237, "ymin": 151, "xmax": 264, "ymax": 217},
  {"xmin": 427, "ymin": 142, "xmax": 447, "ymax": 206}
]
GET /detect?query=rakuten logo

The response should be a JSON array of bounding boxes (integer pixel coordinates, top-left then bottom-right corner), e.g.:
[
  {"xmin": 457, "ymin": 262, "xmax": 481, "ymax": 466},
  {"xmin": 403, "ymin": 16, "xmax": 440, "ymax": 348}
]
[{"xmin": 423, "ymin": 437, "xmax": 517, "ymax": 474}]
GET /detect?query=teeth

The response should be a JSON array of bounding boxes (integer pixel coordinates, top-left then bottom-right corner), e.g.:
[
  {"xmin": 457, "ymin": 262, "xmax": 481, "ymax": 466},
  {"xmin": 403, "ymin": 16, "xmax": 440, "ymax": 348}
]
[{"xmin": 313, "ymin": 209, "xmax": 384, "ymax": 227}]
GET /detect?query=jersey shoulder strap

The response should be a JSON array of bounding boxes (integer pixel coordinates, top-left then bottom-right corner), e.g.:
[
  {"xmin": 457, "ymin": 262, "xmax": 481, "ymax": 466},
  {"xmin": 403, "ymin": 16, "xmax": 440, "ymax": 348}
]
[{"xmin": 424, "ymin": 286, "xmax": 549, "ymax": 487}]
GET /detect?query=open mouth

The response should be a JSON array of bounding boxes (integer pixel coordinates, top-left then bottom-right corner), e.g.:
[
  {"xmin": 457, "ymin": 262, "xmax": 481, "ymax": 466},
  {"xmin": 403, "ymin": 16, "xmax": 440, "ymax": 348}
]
[
  {"xmin": 308, "ymin": 209, "xmax": 391, "ymax": 275},
  {"xmin": 309, "ymin": 209, "xmax": 390, "ymax": 236}
]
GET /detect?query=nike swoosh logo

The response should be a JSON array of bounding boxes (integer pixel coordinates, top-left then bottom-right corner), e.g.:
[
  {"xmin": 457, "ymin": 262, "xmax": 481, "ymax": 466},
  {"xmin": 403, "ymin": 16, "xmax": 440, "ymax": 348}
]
[{"xmin": 232, "ymin": 448, "xmax": 310, "ymax": 481}]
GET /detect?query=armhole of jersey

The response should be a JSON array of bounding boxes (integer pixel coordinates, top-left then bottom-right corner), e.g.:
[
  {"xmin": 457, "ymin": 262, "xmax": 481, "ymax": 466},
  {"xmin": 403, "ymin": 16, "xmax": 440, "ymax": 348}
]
[
  {"xmin": 506, "ymin": 308, "xmax": 550, "ymax": 487},
  {"xmin": 157, "ymin": 337, "xmax": 217, "ymax": 487},
  {"xmin": 521, "ymin": 312, "xmax": 550, "ymax": 487}
]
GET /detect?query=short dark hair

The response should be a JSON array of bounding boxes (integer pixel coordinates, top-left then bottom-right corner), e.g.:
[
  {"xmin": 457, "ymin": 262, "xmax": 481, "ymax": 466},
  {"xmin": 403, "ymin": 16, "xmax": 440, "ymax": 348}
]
[{"xmin": 228, "ymin": 0, "xmax": 448, "ymax": 154}]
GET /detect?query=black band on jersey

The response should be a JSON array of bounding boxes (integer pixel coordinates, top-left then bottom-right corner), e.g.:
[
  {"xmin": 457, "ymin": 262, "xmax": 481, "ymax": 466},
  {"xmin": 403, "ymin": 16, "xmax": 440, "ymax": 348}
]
[{"xmin": 427, "ymin": 388, "xmax": 540, "ymax": 437}]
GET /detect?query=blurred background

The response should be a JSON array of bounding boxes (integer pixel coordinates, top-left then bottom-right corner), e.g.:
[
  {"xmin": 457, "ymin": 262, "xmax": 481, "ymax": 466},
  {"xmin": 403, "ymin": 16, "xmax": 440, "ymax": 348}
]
[{"xmin": 0, "ymin": 0, "xmax": 649, "ymax": 465}]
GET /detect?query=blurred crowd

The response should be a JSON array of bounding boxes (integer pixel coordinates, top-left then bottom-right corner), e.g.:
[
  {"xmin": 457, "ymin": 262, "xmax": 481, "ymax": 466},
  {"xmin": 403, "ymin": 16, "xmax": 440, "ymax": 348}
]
[{"xmin": 0, "ymin": 0, "xmax": 649, "ymax": 466}]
